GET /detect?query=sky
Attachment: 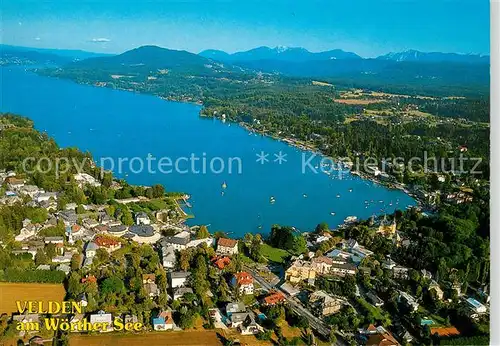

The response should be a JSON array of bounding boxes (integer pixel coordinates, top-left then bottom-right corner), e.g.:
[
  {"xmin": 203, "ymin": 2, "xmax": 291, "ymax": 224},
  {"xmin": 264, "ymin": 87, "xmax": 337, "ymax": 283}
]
[{"xmin": 1, "ymin": 0, "xmax": 490, "ymax": 58}]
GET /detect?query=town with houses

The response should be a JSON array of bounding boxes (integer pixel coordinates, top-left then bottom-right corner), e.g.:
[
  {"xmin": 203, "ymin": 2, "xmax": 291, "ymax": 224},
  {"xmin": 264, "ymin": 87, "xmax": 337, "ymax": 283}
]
[{"xmin": 0, "ymin": 164, "xmax": 490, "ymax": 346}]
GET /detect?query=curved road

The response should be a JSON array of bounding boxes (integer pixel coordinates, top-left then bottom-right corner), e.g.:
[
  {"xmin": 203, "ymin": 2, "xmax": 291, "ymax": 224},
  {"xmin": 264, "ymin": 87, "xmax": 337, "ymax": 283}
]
[{"xmin": 244, "ymin": 265, "xmax": 346, "ymax": 345}]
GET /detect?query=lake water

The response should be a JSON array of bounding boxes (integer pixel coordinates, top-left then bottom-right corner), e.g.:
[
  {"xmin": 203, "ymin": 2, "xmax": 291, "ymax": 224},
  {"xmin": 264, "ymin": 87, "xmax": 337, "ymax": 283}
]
[{"xmin": 0, "ymin": 67, "xmax": 416, "ymax": 237}]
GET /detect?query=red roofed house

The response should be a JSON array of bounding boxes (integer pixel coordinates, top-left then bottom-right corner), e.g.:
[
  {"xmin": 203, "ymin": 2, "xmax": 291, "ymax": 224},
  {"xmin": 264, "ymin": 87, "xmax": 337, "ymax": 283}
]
[
  {"xmin": 263, "ymin": 291, "xmax": 286, "ymax": 306},
  {"xmin": 430, "ymin": 327, "xmax": 460, "ymax": 338},
  {"xmin": 71, "ymin": 224, "xmax": 81, "ymax": 233},
  {"xmin": 217, "ymin": 238, "xmax": 238, "ymax": 255},
  {"xmin": 94, "ymin": 236, "xmax": 121, "ymax": 253},
  {"xmin": 231, "ymin": 271, "xmax": 254, "ymax": 295},
  {"xmin": 212, "ymin": 256, "xmax": 231, "ymax": 270},
  {"xmin": 361, "ymin": 325, "xmax": 400, "ymax": 346},
  {"xmin": 81, "ymin": 275, "xmax": 97, "ymax": 284},
  {"xmin": 4, "ymin": 176, "xmax": 25, "ymax": 188}
]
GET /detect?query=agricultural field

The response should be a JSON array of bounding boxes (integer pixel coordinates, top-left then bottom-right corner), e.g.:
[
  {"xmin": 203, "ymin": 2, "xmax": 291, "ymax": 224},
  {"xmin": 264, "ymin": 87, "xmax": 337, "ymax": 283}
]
[
  {"xmin": 311, "ymin": 80, "xmax": 333, "ymax": 87},
  {"xmin": 0, "ymin": 282, "xmax": 66, "ymax": 314},
  {"xmin": 70, "ymin": 330, "xmax": 222, "ymax": 346},
  {"xmin": 220, "ymin": 330, "xmax": 272, "ymax": 346},
  {"xmin": 334, "ymin": 98, "xmax": 386, "ymax": 105},
  {"xmin": 339, "ymin": 89, "xmax": 438, "ymax": 100}
]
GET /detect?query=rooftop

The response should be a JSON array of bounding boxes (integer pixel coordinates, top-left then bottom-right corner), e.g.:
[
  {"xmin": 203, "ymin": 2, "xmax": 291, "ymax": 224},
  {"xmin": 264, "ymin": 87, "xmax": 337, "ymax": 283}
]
[
  {"xmin": 234, "ymin": 271, "xmax": 253, "ymax": 285},
  {"xmin": 94, "ymin": 236, "xmax": 121, "ymax": 247},
  {"xmin": 109, "ymin": 225, "xmax": 127, "ymax": 233},
  {"xmin": 85, "ymin": 241, "xmax": 98, "ymax": 251},
  {"xmin": 218, "ymin": 237, "xmax": 238, "ymax": 248},
  {"xmin": 163, "ymin": 235, "xmax": 190, "ymax": 246},
  {"xmin": 264, "ymin": 292, "xmax": 286, "ymax": 305},
  {"xmin": 430, "ymin": 327, "xmax": 460, "ymax": 337},
  {"xmin": 466, "ymin": 297, "xmax": 485, "ymax": 309},
  {"xmin": 226, "ymin": 301, "xmax": 246, "ymax": 313},
  {"xmin": 170, "ymin": 271, "xmax": 191, "ymax": 279},
  {"xmin": 129, "ymin": 224, "xmax": 155, "ymax": 237}
]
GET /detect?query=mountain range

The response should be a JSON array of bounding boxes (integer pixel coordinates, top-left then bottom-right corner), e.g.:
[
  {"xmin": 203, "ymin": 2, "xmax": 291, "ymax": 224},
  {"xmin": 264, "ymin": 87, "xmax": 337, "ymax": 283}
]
[
  {"xmin": 200, "ymin": 46, "xmax": 488, "ymax": 64},
  {"xmin": 3, "ymin": 44, "xmax": 489, "ymax": 95},
  {"xmin": 2, "ymin": 44, "xmax": 489, "ymax": 66},
  {"xmin": 0, "ymin": 44, "xmax": 111, "ymax": 61},
  {"xmin": 70, "ymin": 45, "xmax": 211, "ymax": 71},
  {"xmin": 200, "ymin": 46, "xmax": 362, "ymax": 62},
  {"xmin": 54, "ymin": 45, "xmax": 487, "ymax": 93},
  {"xmin": 377, "ymin": 49, "xmax": 489, "ymax": 64}
]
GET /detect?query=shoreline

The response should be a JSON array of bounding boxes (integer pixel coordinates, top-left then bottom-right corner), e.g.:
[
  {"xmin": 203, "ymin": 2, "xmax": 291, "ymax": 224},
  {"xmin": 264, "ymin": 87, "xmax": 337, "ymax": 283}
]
[
  {"xmin": 205, "ymin": 114, "xmax": 424, "ymax": 210},
  {"xmin": 27, "ymin": 66, "xmax": 424, "ymax": 217}
]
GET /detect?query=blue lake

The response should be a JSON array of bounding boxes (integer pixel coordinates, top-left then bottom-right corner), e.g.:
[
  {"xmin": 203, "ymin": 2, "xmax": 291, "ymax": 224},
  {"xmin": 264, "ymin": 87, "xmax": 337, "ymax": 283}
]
[{"xmin": 0, "ymin": 67, "xmax": 416, "ymax": 237}]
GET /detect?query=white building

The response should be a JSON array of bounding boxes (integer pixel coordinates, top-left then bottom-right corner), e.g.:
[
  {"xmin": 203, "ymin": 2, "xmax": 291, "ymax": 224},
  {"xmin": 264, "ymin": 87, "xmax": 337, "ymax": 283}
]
[
  {"xmin": 15, "ymin": 219, "xmax": 38, "ymax": 242},
  {"xmin": 89, "ymin": 311, "xmax": 113, "ymax": 332},
  {"xmin": 84, "ymin": 242, "xmax": 98, "ymax": 258},
  {"xmin": 330, "ymin": 262, "xmax": 357, "ymax": 276},
  {"xmin": 152, "ymin": 311, "xmax": 174, "ymax": 331},
  {"xmin": 162, "ymin": 245, "xmax": 176, "ymax": 269},
  {"xmin": 74, "ymin": 173, "xmax": 101, "ymax": 188},
  {"xmin": 169, "ymin": 271, "xmax": 190, "ymax": 288},
  {"xmin": 135, "ymin": 212, "xmax": 150, "ymax": 225},
  {"xmin": 44, "ymin": 236, "xmax": 64, "ymax": 244},
  {"xmin": 216, "ymin": 238, "xmax": 238, "ymax": 255},
  {"xmin": 231, "ymin": 272, "xmax": 254, "ymax": 295},
  {"xmin": 34, "ymin": 192, "xmax": 58, "ymax": 203}
]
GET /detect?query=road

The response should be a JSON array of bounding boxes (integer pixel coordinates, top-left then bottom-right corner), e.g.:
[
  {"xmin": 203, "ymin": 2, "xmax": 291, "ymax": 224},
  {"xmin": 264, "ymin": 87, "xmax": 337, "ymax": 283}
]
[{"xmin": 244, "ymin": 265, "xmax": 345, "ymax": 345}]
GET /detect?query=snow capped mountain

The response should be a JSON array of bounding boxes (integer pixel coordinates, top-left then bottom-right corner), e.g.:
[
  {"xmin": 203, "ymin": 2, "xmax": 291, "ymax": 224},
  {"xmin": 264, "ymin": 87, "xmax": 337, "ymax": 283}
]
[
  {"xmin": 377, "ymin": 49, "xmax": 489, "ymax": 63},
  {"xmin": 199, "ymin": 46, "xmax": 361, "ymax": 62}
]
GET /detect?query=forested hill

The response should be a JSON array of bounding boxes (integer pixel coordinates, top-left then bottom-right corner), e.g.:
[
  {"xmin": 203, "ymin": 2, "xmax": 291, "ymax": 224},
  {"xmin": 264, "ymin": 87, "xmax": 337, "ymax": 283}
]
[
  {"xmin": 66, "ymin": 45, "xmax": 244, "ymax": 76},
  {"xmin": 0, "ymin": 44, "xmax": 111, "ymax": 66},
  {"xmin": 220, "ymin": 59, "xmax": 489, "ymax": 95}
]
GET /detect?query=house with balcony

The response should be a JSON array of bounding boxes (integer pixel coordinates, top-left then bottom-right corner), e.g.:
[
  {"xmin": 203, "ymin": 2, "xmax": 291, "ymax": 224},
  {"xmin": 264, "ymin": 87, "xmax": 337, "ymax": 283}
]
[{"xmin": 231, "ymin": 272, "xmax": 254, "ymax": 295}]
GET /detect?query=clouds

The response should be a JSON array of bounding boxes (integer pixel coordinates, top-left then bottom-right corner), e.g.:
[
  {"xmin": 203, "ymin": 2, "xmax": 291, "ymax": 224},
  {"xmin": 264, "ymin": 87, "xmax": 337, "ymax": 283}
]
[{"xmin": 89, "ymin": 38, "xmax": 111, "ymax": 43}]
